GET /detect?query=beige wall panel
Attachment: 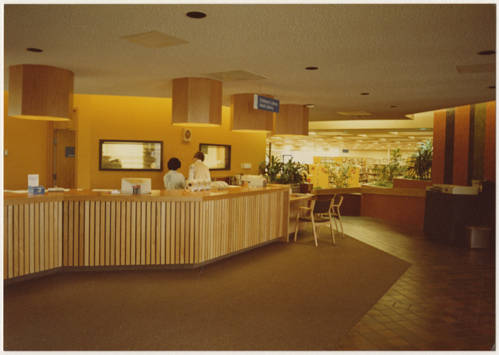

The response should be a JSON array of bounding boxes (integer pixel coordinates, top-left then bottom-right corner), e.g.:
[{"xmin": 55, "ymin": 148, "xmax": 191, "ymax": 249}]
[
  {"xmin": 7, "ymin": 205, "xmax": 14, "ymax": 278},
  {"xmin": 18, "ymin": 204, "xmax": 24, "ymax": 276},
  {"xmin": 141, "ymin": 202, "xmax": 146, "ymax": 265},
  {"xmin": 100, "ymin": 201, "xmax": 106, "ymax": 266},
  {"xmin": 125, "ymin": 202, "xmax": 131, "ymax": 265},
  {"xmin": 145, "ymin": 202, "xmax": 151, "ymax": 265},
  {"xmin": 120, "ymin": 201, "xmax": 126, "ymax": 265},
  {"xmin": 95, "ymin": 201, "xmax": 100, "ymax": 266},
  {"xmin": 105, "ymin": 202, "xmax": 111, "ymax": 266},
  {"xmin": 78, "ymin": 201, "xmax": 84, "ymax": 266},
  {"xmin": 114, "ymin": 202, "xmax": 120, "ymax": 266},
  {"xmin": 4, "ymin": 206, "xmax": 8, "ymax": 279},
  {"xmin": 150, "ymin": 202, "xmax": 156, "ymax": 265},
  {"xmin": 4, "ymin": 188, "xmax": 288, "ymax": 279},
  {"xmin": 110, "ymin": 202, "xmax": 115, "ymax": 266},
  {"xmin": 160, "ymin": 202, "xmax": 166, "ymax": 265},
  {"xmin": 89, "ymin": 201, "xmax": 94, "ymax": 266}
]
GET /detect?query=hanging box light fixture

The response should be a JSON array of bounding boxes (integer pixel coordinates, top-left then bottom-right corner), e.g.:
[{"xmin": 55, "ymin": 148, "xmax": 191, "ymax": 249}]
[
  {"xmin": 231, "ymin": 93, "xmax": 274, "ymax": 131},
  {"xmin": 172, "ymin": 77, "xmax": 222, "ymax": 126},
  {"xmin": 274, "ymin": 104, "xmax": 309, "ymax": 136},
  {"xmin": 8, "ymin": 64, "xmax": 74, "ymax": 121}
]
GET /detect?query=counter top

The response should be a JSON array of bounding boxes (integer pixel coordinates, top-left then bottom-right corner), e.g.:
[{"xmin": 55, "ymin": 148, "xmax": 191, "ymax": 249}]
[
  {"xmin": 4, "ymin": 184, "xmax": 289, "ymax": 203},
  {"xmin": 290, "ymin": 193, "xmax": 314, "ymax": 202},
  {"xmin": 359, "ymin": 185, "xmax": 426, "ymax": 198}
]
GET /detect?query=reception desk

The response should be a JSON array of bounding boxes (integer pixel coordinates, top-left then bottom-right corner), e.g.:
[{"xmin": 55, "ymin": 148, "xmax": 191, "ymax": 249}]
[
  {"xmin": 360, "ymin": 186, "xmax": 426, "ymax": 231},
  {"xmin": 4, "ymin": 185, "xmax": 289, "ymax": 281}
]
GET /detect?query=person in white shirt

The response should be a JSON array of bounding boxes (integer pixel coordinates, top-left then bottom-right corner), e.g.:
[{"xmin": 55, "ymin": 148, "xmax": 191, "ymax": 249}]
[
  {"xmin": 188, "ymin": 151, "xmax": 211, "ymax": 182},
  {"xmin": 163, "ymin": 157, "xmax": 186, "ymax": 190}
]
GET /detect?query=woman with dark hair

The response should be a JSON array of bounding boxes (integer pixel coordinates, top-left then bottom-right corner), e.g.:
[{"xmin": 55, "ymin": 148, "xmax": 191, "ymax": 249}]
[
  {"xmin": 163, "ymin": 157, "xmax": 186, "ymax": 190},
  {"xmin": 188, "ymin": 151, "xmax": 211, "ymax": 182}
]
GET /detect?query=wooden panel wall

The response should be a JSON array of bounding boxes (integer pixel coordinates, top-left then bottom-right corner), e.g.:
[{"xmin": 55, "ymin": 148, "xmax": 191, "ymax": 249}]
[
  {"xmin": 432, "ymin": 101, "xmax": 495, "ymax": 185},
  {"xmin": 484, "ymin": 101, "xmax": 496, "ymax": 182},
  {"xmin": 452, "ymin": 105, "xmax": 471, "ymax": 186},
  {"xmin": 62, "ymin": 200, "xmax": 203, "ymax": 267},
  {"xmin": 230, "ymin": 94, "xmax": 274, "ymax": 131},
  {"xmin": 199, "ymin": 191, "xmax": 286, "ymax": 262},
  {"xmin": 432, "ymin": 110, "xmax": 447, "ymax": 184},
  {"xmin": 4, "ymin": 201, "xmax": 63, "ymax": 279},
  {"xmin": 361, "ymin": 194, "xmax": 426, "ymax": 232},
  {"xmin": 4, "ymin": 190, "xmax": 288, "ymax": 280}
]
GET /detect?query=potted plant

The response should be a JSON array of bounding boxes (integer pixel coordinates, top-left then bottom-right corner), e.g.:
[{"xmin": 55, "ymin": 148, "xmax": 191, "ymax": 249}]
[
  {"xmin": 326, "ymin": 161, "xmax": 351, "ymax": 188},
  {"xmin": 372, "ymin": 148, "xmax": 406, "ymax": 188},
  {"xmin": 259, "ymin": 155, "xmax": 283, "ymax": 183},
  {"xmin": 259, "ymin": 156, "xmax": 308, "ymax": 192},
  {"xmin": 406, "ymin": 140, "xmax": 432, "ymax": 180}
]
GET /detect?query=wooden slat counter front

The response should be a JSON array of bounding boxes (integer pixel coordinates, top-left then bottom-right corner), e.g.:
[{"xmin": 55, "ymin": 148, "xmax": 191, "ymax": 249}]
[{"xmin": 4, "ymin": 185, "xmax": 289, "ymax": 280}]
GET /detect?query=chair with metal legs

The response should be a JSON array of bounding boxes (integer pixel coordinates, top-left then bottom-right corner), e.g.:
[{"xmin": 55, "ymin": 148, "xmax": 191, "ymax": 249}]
[
  {"xmin": 294, "ymin": 195, "xmax": 336, "ymax": 246},
  {"xmin": 331, "ymin": 194, "xmax": 344, "ymax": 237}
]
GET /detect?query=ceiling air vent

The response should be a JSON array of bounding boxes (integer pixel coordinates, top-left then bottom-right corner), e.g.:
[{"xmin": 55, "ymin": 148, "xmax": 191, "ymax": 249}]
[
  {"xmin": 337, "ymin": 111, "xmax": 372, "ymax": 116},
  {"xmin": 122, "ymin": 31, "xmax": 188, "ymax": 48},
  {"xmin": 206, "ymin": 70, "xmax": 266, "ymax": 81}
]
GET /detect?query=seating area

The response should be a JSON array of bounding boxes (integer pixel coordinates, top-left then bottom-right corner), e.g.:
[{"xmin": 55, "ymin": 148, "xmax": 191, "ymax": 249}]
[{"xmin": 294, "ymin": 194, "xmax": 345, "ymax": 246}]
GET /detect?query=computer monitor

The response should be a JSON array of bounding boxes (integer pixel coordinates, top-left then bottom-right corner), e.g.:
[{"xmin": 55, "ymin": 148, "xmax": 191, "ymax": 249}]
[{"xmin": 120, "ymin": 178, "xmax": 151, "ymax": 194}]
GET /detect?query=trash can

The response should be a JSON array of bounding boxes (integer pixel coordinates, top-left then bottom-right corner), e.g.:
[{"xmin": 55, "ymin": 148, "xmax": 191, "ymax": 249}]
[{"xmin": 465, "ymin": 226, "xmax": 491, "ymax": 248}]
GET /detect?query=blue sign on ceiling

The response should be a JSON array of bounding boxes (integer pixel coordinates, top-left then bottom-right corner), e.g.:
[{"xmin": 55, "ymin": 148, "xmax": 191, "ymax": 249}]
[{"xmin": 253, "ymin": 94, "xmax": 280, "ymax": 113}]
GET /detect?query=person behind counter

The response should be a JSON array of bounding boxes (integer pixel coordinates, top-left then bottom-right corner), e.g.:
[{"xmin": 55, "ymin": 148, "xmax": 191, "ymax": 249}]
[
  {"xmin": 188, "ymin": 151, "xmax": 211, "ymax": 182},
  {"xmin": 163, "ymin": 157, "xmax": 186, "ymax": 190}
]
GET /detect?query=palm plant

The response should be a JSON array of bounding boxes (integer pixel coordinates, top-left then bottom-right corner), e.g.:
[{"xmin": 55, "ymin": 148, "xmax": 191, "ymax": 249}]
[{"xmin": 406, "ymin": 140, "xmax": 433, "ymax": 180}]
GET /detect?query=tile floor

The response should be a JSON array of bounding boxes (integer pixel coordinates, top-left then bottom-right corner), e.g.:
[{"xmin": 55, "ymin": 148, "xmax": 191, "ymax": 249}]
[{"xmin": 335, "ymin": 216, "xmax": 495, "ymax": 350}]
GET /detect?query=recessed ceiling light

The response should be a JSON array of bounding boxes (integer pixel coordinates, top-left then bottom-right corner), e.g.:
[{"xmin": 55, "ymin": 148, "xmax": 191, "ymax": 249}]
[
  {"xmin": 389, "ymin": 131, "xmax": 399, "ymax": 135},
  {"xmin": 186, "ymin": 11, "xmax": 207, "ymax": 19},
  {"xmin": 477, "ymin": 50, "xmax": 495, "ymax": 55},
  {"xmin": 309, "ymin": 132, "xmax": 317, "ymax": 135},
  {"xmin": 360, "ymin": 92, "xmax": 370, "ymax": 96},
  {"xmin": 305, "ymin": 104, "xmax": 315, "ymax": 108},
  {"xmin": 305, "ymin": 66, "xmax": 319, "ymax": 70},
  {"xmin": 409, "ymin": 136, "xmax": 415, "ymax": 139},
  {"xmin": 358, "ymin": 134, "xmax": 367, "ymax": 137},
  {"xmin": 26, "ymin": 47, "xmax": 43, "ymax": 53}
]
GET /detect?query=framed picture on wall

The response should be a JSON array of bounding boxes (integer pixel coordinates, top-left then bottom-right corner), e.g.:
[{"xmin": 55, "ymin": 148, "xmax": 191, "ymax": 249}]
[
  {"xmin": 199, "ymin": 143, "xmax": 231, "ymax": 170},
  {"xmin": 99, "ymin": 140, "xmax": 163, "ymax": 171}
]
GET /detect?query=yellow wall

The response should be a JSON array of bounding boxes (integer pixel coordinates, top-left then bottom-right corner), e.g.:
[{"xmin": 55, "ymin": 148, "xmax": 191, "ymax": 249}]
[
  {"xmin": 4, "ymin": 92, "xmax": 51, "ymax": 189},
  {"xmin": 4, "ymin": 92, "xmax": 268, "ymax": 190}
]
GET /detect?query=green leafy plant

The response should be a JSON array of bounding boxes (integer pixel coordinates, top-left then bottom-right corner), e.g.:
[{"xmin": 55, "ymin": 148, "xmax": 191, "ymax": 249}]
[
  {"xmin": 259, "ymin": 155, "xmax": 283, "ymax": 183},
  {"xmin": 406, "ymin": 140, "xmax": 433, "ymax": 180},
  {"xmin": 325, "ymin": 161, "xmax": 352, "ymax": 188},
  {"xmin": 373, "ymin": 148, "xmax": 406, "ymax": 187},
  {"xmin": 259, "ymin": 155, "xmax": 307, "ymax": 184}
]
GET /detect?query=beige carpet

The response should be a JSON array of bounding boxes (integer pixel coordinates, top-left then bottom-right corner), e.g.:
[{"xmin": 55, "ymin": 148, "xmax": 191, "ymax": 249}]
[{"xmin": 4, "ymin": 230, "xmax": 410, "ymax": 350}]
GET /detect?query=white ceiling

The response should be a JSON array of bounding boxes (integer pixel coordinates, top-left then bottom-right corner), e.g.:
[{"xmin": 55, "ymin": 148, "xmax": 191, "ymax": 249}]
[{"xmin": 4, "ymin": 3, "xmax": 496, "ymax": 122}]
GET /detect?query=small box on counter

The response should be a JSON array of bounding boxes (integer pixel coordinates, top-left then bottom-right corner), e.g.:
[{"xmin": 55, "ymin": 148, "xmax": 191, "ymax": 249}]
[{"xmin": 28, "ymin": 186, "xmax": 45, "ymax": 195}]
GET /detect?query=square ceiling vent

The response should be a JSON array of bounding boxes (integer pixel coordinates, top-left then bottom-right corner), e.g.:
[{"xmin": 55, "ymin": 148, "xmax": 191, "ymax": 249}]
[
  {"xmin": 206, "ymin": 70, "xmax": 267, "ymax": 81},
  {"xmin": 122, "ymin": 31, "xmax": 188, "ymax": 48},
  {"xmin": 337, "ymin": 111, "xmax": 372, "ymax": 116}
]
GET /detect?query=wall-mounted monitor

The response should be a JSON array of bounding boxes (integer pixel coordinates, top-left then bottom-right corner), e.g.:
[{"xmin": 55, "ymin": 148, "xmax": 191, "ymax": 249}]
[
  {"xmin": 199, "ymin": 143, "xmax": 231, "ymax": 171},
  {"xmin": 99, "ymin": 140, "xmax": 163, "ymax": 171}
]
